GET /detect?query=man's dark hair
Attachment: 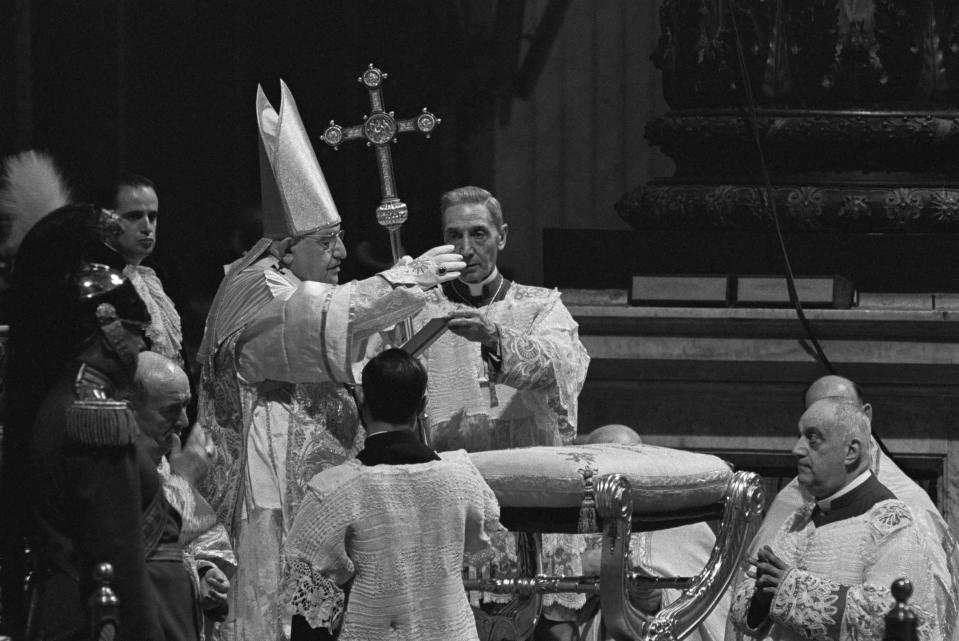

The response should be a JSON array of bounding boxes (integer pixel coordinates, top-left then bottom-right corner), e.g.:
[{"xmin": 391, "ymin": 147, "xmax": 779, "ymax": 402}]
[
  {"xmin": 361, "ymin": 348, "xmax": 427, "ymax": 424},
  {"xmin": 113, "ymin": 172, "xmax": 156, "ymax": 206},
  {"xmin": 440, "ymin": 185, "xmax": 503, "ymax": 230}
]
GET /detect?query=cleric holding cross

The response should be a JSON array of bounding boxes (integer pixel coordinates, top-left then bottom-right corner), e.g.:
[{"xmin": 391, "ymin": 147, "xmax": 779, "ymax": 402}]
[{"xmin": 195, "ymin": 80, "xmax": 463, "ymax": 641}]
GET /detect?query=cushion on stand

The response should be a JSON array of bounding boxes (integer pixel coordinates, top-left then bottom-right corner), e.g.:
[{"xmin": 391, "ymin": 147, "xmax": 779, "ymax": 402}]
[{"xmin": 469, "ymin": 443, "xmax": 733, "ymax": 515}]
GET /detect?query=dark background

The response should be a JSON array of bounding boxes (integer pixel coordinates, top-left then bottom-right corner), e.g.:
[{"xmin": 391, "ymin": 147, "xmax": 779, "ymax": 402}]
[
  {"xmin": 1, "ymin": 1, "xmax": 517, "ymax": 340},
  {"xmin": 4, "ymin": 1, "xmax": 959, "ymax": 342}
]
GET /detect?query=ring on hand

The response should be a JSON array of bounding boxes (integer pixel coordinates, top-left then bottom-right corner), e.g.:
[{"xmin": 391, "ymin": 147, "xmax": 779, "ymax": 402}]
[{"xmin": 437, "ymin": 265, "xmax": 448, "ymax": 275}]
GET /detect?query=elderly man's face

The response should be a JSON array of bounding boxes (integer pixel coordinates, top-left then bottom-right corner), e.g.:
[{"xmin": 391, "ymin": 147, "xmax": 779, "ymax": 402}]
[
  {"xmin": 442, "ymin": 203, "xmax": 507, "ymax": 283},
  {"xmin": 114, "ymin": 185, "xmax": 159, "ymax": 266},
  {"xmin": 135, "ymin": 371, "xmax": 191, "ymax": 464},
  {"xmin": 288, "ymin": 226, "xmax": 346, "ymax": 284},
  {"xmin": 792, "ymin": 403, "xmax": 853, "ymax": 498}
]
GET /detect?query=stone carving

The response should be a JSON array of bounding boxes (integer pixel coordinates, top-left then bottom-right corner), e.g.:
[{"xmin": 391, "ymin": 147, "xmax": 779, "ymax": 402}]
[
  {"xmin": 618, "ymin": 183, "xmax": 959, "ymax": 232},
  {"xmin": 644, "ymin": 112, "xmax": 959, "ymax": 175}
]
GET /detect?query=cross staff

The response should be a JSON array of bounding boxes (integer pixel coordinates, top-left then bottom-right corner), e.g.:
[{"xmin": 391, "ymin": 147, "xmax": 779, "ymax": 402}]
[
  {"xmin": 321, "ymin": 64, "xmax": 440, "ymax": 448},
  {"xmin": 320, "ymin": 63, "xmax": 440, "ymax": 261}
]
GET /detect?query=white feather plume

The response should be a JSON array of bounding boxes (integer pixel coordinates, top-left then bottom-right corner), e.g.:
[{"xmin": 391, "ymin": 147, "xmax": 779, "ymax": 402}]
[{"xmin": 0, "ymin": 150, "xmax": 72, "ymax": 257}]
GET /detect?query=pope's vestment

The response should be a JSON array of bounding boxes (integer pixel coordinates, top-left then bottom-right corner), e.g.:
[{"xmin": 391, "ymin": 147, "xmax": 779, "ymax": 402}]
[{"xmin": 198, "ymin": 253, "xmax": 427, "ymax": 641}]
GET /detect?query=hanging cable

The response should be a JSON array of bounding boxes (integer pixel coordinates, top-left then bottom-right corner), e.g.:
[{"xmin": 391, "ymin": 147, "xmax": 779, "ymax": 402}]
[
  {"xmin": 727, "ymin": 3, "xmax": 901, "ymax": 462},
  {"xmin": 727, "ymin": 3, "xmax": 835, "ymax": 375}
]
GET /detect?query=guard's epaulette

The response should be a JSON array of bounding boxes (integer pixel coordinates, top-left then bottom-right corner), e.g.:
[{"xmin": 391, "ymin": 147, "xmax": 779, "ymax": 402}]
[{"xmin": 65, "ymin": 399, "xmax": 140, "ymax": 446}]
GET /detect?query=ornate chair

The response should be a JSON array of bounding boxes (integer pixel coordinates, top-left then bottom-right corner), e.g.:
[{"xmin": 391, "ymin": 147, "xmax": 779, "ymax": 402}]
[{"xmin": 467, "ymin": 444, "xmax": 765, "ymax": 641}]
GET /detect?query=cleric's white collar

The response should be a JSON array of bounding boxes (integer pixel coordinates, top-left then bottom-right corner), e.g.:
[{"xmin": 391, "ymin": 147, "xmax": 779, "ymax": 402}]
[
  {"xmin": 460, "ymin": 266, "xmax": 500, "ymax": 297},
  {"xmin": 816, "ymin": 469, "xmax": 871, "ymax": 511}
]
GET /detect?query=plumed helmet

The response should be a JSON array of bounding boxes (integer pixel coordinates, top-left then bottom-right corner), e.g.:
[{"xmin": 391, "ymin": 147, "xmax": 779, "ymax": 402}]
[
  {"xmin": 6, "ymin": 205, "xmax": 149, "ymax": 403},
  {"xmin": 75, "ymin": 262, "xmax": 150, "ymax": 325}
]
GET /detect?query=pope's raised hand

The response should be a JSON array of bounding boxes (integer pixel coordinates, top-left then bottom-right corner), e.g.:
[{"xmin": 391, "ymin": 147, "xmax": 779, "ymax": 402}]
[
  {"xmin": 414, "ymin": 244, "xmax": 466, "ymax": 286},
  {"xmin": 380, "ymin": 245, "xmax": 465, "ymax": 289}
]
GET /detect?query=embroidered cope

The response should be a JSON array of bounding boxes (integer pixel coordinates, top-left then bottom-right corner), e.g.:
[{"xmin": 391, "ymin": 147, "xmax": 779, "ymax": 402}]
[
  {"xmin": 729, "ymin": 500, "xmax": 944, "ymax": 641},
  {"xmin": 283, "ymin": 451, "xmax": 502, "ymax": 641},
  {"xmin": 197, "ymin": 255, "xmax": 427, "ymax": 641}
]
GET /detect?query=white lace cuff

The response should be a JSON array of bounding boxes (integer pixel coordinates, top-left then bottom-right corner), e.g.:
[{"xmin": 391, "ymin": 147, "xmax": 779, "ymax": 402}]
[
  {"xmin": 496, "ymin": 326, "xmax": 555, "ymax": 390},
  {"xmin": 770, "ymin": 567, "xmax": 843, "ymax": 641},
  {"xmin": 285, "ymin": 557, "xmax": 346, "ymax": 631}
]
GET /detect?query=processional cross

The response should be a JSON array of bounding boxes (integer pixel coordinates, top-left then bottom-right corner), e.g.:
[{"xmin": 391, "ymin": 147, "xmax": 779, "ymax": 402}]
[
  {"xmin": 320, "ymin": 64, "xmax": 440, "ymax": 261},
  {"xmin": 320, "ymin": 64, "xmax": 440, "ymax": 447}
]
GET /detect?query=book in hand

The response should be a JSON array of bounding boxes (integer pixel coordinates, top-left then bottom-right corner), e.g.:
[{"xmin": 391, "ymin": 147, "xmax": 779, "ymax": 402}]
[{"xmin": 400, "ymin": 316, "xmax": 450, "ymax": 357}]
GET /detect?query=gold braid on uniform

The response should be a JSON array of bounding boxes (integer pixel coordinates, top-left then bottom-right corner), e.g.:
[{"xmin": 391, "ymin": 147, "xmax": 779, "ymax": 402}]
[
  {"xmin": 65, "ymin": 357, "xmax": 140, "ymax": 446},
  {"xmin": 65, "ymin": 399, "xmax": 139, "ymax": 446}
]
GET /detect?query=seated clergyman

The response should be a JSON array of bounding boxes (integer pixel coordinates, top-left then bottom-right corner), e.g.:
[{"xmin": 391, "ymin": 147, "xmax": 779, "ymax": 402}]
[
  {"xmin": 742, "ymin": 374, "xmax": 958, "ymax": 641},
  {"xmin": 282, "ymin": 348, "xmax": 502, "ymax": 641},
  {"xmin": 728, "ymin": 398, "xmax": 945, "ymax": 641}
]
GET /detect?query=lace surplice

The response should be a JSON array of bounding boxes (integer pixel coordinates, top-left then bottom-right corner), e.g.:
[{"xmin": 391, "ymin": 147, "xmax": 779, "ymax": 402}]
[
  {"xmin": 283, "ymin": 452, "xmax": 501, "ymax": 641},
  {"xmin": 743, "ymin": 448, "xmax": 959, "ymax": 641},
  {"xmin": 730, "ymin": 500, "xmax": 943, "ymax": 641}
]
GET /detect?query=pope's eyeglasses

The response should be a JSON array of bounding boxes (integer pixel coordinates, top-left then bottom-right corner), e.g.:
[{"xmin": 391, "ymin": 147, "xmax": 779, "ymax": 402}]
[{"xmin": 317, "ymin": 229, "xmax": 346, "ymax": 252}]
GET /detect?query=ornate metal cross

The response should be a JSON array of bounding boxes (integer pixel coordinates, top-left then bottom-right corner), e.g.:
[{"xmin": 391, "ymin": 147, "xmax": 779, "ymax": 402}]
[
  {"xmin": 320, "ymin": 64, "xmax": 440, "ymax": 448},
  {"xmin": 320, "ymin": 63, "xmax": 440, "ymax": 260}
]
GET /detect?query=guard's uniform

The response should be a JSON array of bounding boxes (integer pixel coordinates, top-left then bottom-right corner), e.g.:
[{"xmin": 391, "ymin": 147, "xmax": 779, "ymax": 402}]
[{"xmin": 29, "ymin": 352, "xmax": 198, "ymax": 641}]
